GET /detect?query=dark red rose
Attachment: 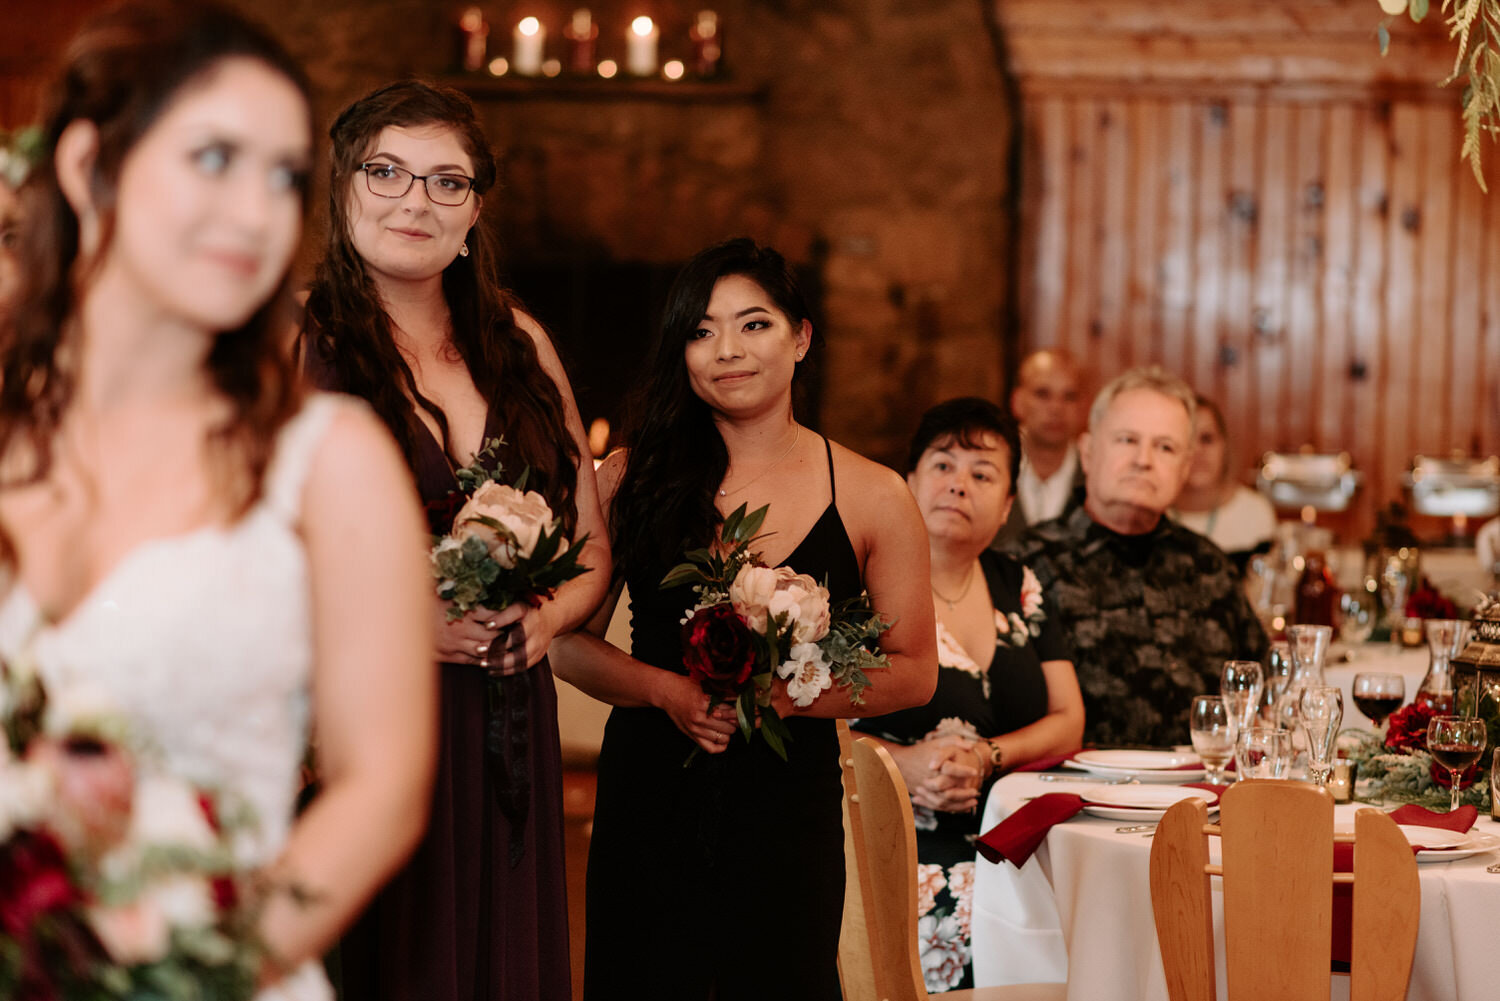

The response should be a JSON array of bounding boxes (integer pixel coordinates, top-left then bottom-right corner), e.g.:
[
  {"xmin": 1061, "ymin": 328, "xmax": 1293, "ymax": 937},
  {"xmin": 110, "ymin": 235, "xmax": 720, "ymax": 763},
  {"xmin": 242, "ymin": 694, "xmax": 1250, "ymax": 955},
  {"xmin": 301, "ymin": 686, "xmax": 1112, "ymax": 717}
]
[
  {"xmin": 1405, "ymin": 577, "xmax": 1458, "ymax": 620},
  {"xmin": 0, "ymin": 830, "xmax": 82, "ymax": 937},
  {"xmin": 1384, "ymin": 701, "xmax": 1438, "ymax": 754},
  {"xmin": 681, "ymin": 604, "xmax": 759, "ymax": 700}
]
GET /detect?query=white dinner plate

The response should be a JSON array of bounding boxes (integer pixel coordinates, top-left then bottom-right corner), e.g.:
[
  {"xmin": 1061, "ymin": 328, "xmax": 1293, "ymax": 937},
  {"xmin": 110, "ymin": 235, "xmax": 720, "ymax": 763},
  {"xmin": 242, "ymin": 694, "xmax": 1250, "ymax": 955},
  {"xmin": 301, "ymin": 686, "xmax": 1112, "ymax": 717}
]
[
  {"xmin": 1063, "ymin": 750, "xmax": 1206, "ymax": 783},
  {"xmin": 1080, "ymin": 785, "xmax": 1219, "ymax": 821},
  {"xmin": 1333, "ymin": 823, "xmax": 1500, "ymax": 862}
]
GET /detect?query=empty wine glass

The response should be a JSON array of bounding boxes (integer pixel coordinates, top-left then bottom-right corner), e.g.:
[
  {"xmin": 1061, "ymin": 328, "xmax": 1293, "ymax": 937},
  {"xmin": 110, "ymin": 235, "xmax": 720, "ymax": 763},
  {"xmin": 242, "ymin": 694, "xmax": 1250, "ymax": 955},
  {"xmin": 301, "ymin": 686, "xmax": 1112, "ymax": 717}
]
[
  {"xmin": 1189, "ymin": 695, "xmax": 1235, "ymax": 785},
  {"xmin": 1339, "ymin": 588, "xmax": 1377, "ymax": 649},
  {"xmin": 1351, "ymin": 672, "xmax": 1405, "ymax": 729},
  {"xmin": 1426, "ymin": 715, "xmax": 1487, "ymax": 813},
  {"xmin": 1220, "ymin": 660, "xmax": 1263, "ymax": 734},
  {"xmin": 1235, "ymin": 726, "xmax": 1290, "ymax": 780},
  {"xmin": 1261, "ymin": 641, "xmax": 1292, "ymax": 723},
  {"xmin": 1298, "ymin": 686, "xmax": 1343, "ymax": 787}
]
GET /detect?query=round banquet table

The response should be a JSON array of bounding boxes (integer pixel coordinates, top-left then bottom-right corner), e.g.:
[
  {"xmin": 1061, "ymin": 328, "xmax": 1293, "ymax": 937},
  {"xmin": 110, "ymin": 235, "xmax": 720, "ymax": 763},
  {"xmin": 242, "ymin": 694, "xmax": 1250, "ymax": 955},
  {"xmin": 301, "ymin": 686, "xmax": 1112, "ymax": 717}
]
[{"xmin": 970, "ymin": 770, "xmax": 1500, "ymax": 1000}]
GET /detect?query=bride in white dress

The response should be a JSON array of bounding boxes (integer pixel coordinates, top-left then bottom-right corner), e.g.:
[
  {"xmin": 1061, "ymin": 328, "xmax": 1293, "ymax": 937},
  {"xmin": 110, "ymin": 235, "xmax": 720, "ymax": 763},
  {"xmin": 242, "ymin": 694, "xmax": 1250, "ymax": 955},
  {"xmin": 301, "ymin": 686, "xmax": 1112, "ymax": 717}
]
[{"xmin": 0, "ymin": 4, "xmax": 435, "ymax": 997}]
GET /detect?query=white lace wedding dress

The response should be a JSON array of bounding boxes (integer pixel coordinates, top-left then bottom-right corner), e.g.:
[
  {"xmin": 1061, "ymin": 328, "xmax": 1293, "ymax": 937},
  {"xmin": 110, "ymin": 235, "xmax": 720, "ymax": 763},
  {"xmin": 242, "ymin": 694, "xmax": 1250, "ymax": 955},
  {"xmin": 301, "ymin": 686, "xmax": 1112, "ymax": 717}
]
[{"xmin": 0, "ymin": 394, "xmax": 353, "ymax": 1001}]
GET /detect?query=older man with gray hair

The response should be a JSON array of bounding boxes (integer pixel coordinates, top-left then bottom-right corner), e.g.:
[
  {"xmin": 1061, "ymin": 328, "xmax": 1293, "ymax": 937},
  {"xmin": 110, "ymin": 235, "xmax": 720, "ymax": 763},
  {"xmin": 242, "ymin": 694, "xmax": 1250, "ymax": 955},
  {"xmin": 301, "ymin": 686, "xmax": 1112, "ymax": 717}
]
[{"xmin": 1008, "ymin": 366, "xmax": 1267, "ymax": 747}]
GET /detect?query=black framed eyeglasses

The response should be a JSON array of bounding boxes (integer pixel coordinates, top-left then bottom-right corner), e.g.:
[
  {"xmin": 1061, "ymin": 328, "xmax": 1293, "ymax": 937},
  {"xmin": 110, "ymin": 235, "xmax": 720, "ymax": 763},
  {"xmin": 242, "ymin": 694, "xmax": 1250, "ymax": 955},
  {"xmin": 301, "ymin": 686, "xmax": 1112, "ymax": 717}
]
[{"xmin": 358, "ymin": 162, "xmax": 476, "ymax": 206}]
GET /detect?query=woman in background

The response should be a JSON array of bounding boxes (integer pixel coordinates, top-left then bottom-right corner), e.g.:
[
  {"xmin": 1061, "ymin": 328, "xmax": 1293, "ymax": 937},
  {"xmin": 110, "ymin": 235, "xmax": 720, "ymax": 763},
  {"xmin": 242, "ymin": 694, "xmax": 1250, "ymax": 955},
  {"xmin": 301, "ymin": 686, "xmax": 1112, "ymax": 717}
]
[
  {"xmin": 1170, "ymin": 394, "xmax": 1277, "ymax": 568},
  {"xmin": 550, "ymin": 238, "xmax": 937, "ymax": 1000},
  {"xmin": 855, "ymin": 397, "xmax": 1081, "ymax": 993},
  {"xmin": 0, "ymin": 4, "xmax": 435, "ymax": 997},
  {"xmin": 300, "ymin": 80, "xmax": 608, "ymax": 1001}
]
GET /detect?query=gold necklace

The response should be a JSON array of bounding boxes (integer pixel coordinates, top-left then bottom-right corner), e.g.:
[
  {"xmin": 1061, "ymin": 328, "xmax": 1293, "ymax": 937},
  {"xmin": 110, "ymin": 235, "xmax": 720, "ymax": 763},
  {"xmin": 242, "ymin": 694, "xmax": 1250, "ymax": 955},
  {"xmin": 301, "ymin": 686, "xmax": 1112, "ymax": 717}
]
[
  {"xmin": 931, "ymin": 562, "xmax": 977, "ymax": 611},
  {"xmin": 719, "ymin": 426, "xmax": 801, "ymax": 498}
]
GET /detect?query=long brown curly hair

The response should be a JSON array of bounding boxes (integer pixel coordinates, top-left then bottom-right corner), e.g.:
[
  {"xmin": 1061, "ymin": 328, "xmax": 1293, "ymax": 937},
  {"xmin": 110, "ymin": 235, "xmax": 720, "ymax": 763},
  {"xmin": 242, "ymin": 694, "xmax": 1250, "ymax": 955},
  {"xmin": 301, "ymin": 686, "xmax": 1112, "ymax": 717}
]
[
  {"xmin": 0, "ymin": 1, "xmax": 311, "ymax": 553},
  {"xmin": 300, "ymin": 80, "xmax": 578, "ymax": 535}
]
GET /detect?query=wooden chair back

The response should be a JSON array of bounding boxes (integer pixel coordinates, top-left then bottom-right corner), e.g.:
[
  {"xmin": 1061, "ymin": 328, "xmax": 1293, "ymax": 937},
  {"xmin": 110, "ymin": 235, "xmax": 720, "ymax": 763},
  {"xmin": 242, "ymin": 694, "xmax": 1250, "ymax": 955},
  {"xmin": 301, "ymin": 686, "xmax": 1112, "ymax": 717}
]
[
  {"xmin": 837, "ymin": 720, "xmax": 927, "ymax": 1001},
  {"xmin": 1149, "ymin": 779, "xmax": 1420, "ymax": 1001}
]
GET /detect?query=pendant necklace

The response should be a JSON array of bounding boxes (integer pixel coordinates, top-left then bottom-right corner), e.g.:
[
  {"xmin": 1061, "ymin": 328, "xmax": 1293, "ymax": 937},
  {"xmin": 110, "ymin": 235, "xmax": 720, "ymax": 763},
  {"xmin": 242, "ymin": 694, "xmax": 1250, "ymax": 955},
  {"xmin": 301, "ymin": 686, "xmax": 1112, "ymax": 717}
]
[
  {"xmin": 931, "ymin": 562, "xmax": 976, "ymax": 611},
  {"xmin": 719, "ymin": 426, "xmax": 801, "ymax": 498}
]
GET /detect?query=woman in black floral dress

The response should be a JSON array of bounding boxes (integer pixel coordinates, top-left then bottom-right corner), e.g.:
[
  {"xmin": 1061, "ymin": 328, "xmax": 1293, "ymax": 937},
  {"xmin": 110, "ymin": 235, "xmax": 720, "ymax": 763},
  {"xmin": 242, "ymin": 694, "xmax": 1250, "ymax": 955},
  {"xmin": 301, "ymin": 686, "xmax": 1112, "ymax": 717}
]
[{"xmin": 854, "ymin": 397, "xmax": 1083, "ymax": 992}]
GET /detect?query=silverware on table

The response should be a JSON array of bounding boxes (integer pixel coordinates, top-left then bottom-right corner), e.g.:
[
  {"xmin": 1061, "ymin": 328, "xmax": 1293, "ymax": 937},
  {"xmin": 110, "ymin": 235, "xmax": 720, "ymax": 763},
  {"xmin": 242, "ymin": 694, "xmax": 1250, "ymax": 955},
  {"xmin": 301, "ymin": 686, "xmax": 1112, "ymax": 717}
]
[
  {"xmin": 1039, "ymin": 774, "xmax": 1138, "ymax": 785},
  {"xmin": 1113, "ymin": 823, "xmax": 1158, "ymax": 834}
]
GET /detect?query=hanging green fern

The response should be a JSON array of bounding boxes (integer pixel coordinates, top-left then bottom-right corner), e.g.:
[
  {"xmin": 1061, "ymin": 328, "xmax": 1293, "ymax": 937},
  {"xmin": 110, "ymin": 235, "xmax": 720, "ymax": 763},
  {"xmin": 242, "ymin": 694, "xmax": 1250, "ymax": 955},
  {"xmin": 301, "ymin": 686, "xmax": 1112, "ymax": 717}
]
[{"xmin": 1443, "ymin": 0, "xmax": 1500, "ymax": 190}]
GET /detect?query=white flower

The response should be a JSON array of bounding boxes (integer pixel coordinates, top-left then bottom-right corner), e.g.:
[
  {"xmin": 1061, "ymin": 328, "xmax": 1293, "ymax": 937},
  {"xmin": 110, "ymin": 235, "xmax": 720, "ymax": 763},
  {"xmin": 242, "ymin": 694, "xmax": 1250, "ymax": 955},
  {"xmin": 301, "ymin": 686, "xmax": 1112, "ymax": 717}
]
[
  {"xmin": 913, "ymin": 804, "xmax": 938, "ymax": 832},
  {"xmin": 454, "ymin": 481, "xmax": 558, "ymax": 568},
  {"xmin": 1020, "ymin": 565, "xmax": 1044, "ymax": 619},
  {"xmin": 730, "ymin": 565, "xmax": 830, "ymax": 643},
  {"xmin": 127, "ymin": 774, "xmax": 217, "ymax": 852},
  {"xmin": 0, "ymin": 759, "xmax": 53, "ymax": 841},
  {"xmin": 780, "ymin": 642, "xmax": 832, "ymax": 707},
  {"xmin": 88, "ymin": 898, "xmax": 171, "ymax": 965},
  {"xmin": 918, "ymin": 913, "xmax": 969, "ymax": 991},
  {"xmin": 931, "ymin": 717, "xmax": 980, "ymax": 742},
  {"xmin": 43, "ymin": 680, "xmax": 120, "ymax": 738}
]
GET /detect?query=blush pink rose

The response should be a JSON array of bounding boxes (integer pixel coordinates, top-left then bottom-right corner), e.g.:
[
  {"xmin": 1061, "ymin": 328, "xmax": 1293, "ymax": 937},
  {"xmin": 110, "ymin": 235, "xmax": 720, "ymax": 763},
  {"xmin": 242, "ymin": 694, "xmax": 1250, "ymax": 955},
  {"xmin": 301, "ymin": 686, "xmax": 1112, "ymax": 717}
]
[
  {"xmin": 730, "ymin": 565, "xmax": 830, "ymax": 643},
  {"xmin": 1019, "ymin": 566, "xmax": 1044, "ymax": 619},
  {"xmin": 26, "ymin": 738, "xmax": 134, "ymax": 858},
  {"xmin": 455, "ymin": 482, "xmax": 559, "ymax": 568}
]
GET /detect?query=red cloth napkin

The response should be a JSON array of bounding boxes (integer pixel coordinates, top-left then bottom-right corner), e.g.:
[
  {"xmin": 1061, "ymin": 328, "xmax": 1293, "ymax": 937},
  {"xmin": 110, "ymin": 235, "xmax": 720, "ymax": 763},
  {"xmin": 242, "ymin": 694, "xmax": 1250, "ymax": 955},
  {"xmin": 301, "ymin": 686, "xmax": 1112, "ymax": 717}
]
[
  {"xmin": 1330, "ymin": 804, "xmax": 1476, "ymax": 964},
  {"xmin": 976, "ymin": 793, "xmax": 1083, "ymax": 866}
]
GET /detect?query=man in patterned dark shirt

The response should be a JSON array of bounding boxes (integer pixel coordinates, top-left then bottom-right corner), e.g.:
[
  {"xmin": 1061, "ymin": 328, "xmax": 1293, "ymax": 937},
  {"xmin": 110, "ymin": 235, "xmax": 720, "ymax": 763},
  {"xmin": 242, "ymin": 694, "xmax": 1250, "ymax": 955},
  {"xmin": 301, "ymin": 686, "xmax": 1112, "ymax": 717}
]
[{"xmin": 1008, "ymin": 367, "xmax": 1268, "ymax": 747}]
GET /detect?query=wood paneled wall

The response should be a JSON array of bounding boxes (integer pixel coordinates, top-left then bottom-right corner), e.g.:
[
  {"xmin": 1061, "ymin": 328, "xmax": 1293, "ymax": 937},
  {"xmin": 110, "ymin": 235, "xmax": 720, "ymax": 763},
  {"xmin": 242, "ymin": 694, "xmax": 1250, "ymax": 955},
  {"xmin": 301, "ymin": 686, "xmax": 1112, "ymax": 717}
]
[{"xmin": 994, "ymin": 0, "xmax": 1500, "ymax": 537}]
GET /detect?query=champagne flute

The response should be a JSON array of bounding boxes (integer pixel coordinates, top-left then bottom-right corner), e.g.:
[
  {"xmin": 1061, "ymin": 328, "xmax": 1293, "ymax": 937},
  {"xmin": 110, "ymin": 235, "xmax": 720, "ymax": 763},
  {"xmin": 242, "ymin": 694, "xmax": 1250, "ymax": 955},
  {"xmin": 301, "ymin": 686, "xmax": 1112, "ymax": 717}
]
[
  {"xmin": 1426, "ymin": 715, "xmax": 1487, "ymax": 813},
  {"xmin": 1220, "ymin": 660, "xmax": 1264, "ymax": 734},
  {"xmin": 1297, "ymin": 686, "xmax": 1343, "ymax": 787},
  {"xmin": 1189, "ymin": 695, "xmax": 1235, "ymax": 785},
  {"xmin": 1351, "ymin": 672, "xmax": 1405, "ymax": 729}
]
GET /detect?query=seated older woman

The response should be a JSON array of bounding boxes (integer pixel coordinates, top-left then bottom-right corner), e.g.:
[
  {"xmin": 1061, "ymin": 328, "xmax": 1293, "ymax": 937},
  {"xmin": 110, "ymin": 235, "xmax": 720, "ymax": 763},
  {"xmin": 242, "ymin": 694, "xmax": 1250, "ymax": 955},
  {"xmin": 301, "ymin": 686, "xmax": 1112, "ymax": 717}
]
[
  {"xmin": 1170, "ymin": 394, "xmax": 1277, "ymax": 569},
  {"xmin": 854, "ymin": 396, "xmax": 1082, "ymax": 993}
]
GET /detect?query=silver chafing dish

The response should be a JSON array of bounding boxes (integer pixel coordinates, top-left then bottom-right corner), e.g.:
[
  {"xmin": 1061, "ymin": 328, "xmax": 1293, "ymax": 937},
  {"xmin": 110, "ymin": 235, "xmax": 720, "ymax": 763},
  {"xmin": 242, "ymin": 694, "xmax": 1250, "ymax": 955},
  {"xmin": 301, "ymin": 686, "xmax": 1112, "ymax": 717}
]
[
  {"xmin": 1256, "ymin": 451, "xmax": 1362, "ymax": 512},
  {"xmin": 1403, "ymin": 455, "xmax": 1500, "ymax": 519}
]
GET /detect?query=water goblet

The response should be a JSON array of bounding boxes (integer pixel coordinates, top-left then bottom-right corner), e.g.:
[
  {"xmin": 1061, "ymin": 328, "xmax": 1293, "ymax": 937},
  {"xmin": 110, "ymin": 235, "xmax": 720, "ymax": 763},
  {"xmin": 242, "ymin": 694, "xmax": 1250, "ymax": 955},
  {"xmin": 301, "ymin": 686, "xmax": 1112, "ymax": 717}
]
[
  {"xmin": 1297, "ymin": 686, "xmax": 1343, "ymax": 787},
  {"xmin": 1351, "ymin": 672, "xmax": 1405, "ymax": 729},
  {"xmin": 1426, "ymin": 715, "xmax": 1487, "ymax": 813},
  {"xmin": 1189, "ymin": 695, "xmax": 1235, "ymax": 785},
  {"xmin": 1339, "ymin": 588, "xmax": 1377, "ymax": 649},
  {"xmin": 1235, "ymin": 726, "xmax": 1290, "ymax": 780},
  {"xmin": 1220, "ymin": 660, "xmax": 1263, "ymax": 734}
]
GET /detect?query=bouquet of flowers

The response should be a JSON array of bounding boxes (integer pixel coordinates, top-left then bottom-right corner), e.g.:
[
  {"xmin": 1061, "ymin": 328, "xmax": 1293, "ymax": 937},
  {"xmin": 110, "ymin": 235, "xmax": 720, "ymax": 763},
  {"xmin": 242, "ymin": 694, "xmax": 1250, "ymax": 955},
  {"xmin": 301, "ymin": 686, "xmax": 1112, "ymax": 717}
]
[
  {"xmin": 0, "ymin": 657, "xmax": 267, "ymax": 1000},
  {"xmin": 662, "ymin": 503, "xmax": 892, "ymax": 761},
  {"xmin": 429, "ymin": 438, "xmax": 590, "ymax": 621},
  {"xmin": 1403, "ymin": 576, "xmax": 1460, "ymax": 621}
]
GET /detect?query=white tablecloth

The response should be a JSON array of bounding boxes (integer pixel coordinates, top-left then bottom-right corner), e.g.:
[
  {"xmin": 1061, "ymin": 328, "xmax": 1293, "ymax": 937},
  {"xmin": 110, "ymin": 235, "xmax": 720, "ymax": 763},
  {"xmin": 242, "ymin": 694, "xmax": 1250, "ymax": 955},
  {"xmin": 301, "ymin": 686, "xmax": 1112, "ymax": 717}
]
[{"xmin": 972, "ymin": 772, "xmax": 1500, "ymax": 1000}]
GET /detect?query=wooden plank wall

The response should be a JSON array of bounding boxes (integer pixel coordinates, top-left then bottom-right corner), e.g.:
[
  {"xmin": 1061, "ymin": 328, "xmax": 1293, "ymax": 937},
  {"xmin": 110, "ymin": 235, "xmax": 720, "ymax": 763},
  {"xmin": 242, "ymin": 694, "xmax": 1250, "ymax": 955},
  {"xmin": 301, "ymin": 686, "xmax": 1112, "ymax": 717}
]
[{"xmin": 996, "ymin": 0, "xmax": 1500, "ymax": 538}]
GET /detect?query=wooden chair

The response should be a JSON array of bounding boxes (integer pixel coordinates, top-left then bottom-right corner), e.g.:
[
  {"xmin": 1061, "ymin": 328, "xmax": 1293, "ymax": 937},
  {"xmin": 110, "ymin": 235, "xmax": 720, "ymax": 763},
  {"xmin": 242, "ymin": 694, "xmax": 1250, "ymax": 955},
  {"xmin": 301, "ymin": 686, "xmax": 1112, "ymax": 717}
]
[
  {"xmin": 837, "ymin": 721, "xmax": 1066, "ymax": 1001},
  {"xmin": 1148, "ymin": 778, "xmax": 1420, "ymax": 1001}
]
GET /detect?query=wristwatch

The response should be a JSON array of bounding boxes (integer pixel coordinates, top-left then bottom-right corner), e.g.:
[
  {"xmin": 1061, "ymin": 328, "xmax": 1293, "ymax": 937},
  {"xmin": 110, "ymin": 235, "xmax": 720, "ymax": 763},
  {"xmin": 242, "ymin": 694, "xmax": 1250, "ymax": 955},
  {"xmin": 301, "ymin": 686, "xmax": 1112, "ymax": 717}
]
[{"xmin": 984, "ymin": 738, "xmax": 1004, "ymax": 774}]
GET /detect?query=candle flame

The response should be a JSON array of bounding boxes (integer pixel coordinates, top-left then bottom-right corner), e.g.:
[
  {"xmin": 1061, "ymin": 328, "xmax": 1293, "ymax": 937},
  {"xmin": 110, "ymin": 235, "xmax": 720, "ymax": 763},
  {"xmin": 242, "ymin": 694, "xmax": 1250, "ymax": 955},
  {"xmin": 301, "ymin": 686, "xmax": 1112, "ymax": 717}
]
[
  {"xmin": 631, "ymin": 16, "xmax": 655, "ymax": 36},
  {"xmin": 518, "ymin": 16, "xmax": 541, "ymax": 36},
  {"xmin": 597, "ymin": 59, "xmax": 619, "ymax": 78},
  {"xmin": 663, "ymin": 59, "xmax": 685, "ymax": 80}
]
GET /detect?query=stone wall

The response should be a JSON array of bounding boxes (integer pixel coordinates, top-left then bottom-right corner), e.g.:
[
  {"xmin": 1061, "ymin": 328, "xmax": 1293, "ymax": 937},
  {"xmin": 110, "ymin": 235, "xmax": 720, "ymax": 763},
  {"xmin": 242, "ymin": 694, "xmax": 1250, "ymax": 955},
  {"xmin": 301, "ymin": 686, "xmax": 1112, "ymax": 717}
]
[{"xmin": 228, "ymin": 0, "xmax": 1016, "ymax": 464}]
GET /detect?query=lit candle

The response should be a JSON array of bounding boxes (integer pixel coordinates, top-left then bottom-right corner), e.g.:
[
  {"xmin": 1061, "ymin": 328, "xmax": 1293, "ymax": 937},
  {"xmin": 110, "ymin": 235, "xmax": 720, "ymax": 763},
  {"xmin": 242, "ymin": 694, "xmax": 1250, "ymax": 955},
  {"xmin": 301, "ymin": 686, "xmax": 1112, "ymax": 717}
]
[
  {"xmin": 563, "ymin": 8, "xmax": 598, "ymax": 75},
  {"xmin": 627, "ymin": 16, "xmax": 659, "ymax": 77},
  {"xmin": 662, "ymin": 59, "xmax": 685, "ymax": 81},
  {"xmin": 513, "ymin": 16, "xmax": 546, "ymax": 77},
  {"xmin": 458, "ymin": 7, "xmax": 489, "ymax": 74}
]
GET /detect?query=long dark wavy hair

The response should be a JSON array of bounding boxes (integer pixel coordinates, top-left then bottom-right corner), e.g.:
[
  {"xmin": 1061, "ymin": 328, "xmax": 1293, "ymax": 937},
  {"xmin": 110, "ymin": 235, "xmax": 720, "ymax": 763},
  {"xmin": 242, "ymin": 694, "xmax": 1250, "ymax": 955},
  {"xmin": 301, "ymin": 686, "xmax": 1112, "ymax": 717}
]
[
  {"xmin": 610, "ymin": 238, "xmax": 814, "ymax": 577},
  {"xmin": 0, "ymin": 0, "xmax": 311, "ymax": 547},
  {"xmin": 300, "ymin": 81, "xmax": 578, "ymax": 534}
]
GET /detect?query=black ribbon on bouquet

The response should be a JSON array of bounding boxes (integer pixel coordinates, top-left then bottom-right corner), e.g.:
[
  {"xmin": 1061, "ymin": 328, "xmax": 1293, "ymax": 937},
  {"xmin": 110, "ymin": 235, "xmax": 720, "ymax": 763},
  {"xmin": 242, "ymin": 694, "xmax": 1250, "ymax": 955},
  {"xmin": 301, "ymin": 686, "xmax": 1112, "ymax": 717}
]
[{"xmin": 486, "ymin": 672, "xmax": 531, "ymax": 868}]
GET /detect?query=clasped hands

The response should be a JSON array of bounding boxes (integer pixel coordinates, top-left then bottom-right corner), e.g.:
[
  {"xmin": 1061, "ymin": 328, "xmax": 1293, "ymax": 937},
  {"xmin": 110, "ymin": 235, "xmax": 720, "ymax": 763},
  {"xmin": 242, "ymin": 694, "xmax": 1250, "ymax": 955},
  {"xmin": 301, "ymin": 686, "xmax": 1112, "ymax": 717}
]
[{"xmin": 894, "ymin": 734, "xmax": 990, "ymax": 814}]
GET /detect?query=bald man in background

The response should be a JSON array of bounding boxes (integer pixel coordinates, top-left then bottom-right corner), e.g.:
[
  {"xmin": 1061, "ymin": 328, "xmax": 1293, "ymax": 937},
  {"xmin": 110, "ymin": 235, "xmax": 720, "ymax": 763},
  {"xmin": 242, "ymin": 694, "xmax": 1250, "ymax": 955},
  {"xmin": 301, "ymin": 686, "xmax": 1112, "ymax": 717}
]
[{"xmin": 993, "ymin": 349, "xmax": 1088, "ymax": 546}]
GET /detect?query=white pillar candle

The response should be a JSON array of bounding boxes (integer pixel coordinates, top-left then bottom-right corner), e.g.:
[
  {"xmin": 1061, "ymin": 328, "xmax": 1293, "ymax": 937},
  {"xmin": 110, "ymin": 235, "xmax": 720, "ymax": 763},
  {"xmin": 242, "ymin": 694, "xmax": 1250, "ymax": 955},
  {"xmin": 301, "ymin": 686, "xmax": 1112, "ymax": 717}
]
[
  {"xmin": 513, "ymin": 16, "xmax": 546, "ymax": 77},
  {"xmin": 626, "ymin": 16, "xmax": 659, "ymax": 77}
]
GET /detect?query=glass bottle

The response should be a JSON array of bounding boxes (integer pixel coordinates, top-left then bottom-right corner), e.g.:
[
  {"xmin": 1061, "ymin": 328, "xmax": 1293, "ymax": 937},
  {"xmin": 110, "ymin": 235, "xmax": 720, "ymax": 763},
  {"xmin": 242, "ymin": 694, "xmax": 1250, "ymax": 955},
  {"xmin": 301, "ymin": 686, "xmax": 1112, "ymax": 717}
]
[
  {"xmin": 1415, "ymin": 619, "xmax": 1467, "ymax": 714},
  {"xmin": 1294, "ymin": 531, "xmax": 1340, "ymax": 627}
]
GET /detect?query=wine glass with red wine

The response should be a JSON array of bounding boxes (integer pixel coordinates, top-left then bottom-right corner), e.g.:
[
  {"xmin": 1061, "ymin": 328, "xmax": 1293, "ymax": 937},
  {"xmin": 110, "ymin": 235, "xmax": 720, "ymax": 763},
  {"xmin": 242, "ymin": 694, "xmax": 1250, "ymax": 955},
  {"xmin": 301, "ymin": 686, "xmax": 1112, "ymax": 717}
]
[
  {"xmin": 1426, "ymin": 715, "xmax": 1487, "ymax": 813},
  {"xmin": 1351, "ymin": 672, "xmax": 1405, "ymax": 729}
]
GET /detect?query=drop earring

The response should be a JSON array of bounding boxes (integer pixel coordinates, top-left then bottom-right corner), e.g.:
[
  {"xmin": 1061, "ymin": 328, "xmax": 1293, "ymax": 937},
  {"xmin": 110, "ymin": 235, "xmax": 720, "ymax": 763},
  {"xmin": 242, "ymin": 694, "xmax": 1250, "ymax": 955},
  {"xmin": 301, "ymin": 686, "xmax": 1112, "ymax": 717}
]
[{"xmin": 459, "ymin": 241, "xmax": 470, "ymax": 258}]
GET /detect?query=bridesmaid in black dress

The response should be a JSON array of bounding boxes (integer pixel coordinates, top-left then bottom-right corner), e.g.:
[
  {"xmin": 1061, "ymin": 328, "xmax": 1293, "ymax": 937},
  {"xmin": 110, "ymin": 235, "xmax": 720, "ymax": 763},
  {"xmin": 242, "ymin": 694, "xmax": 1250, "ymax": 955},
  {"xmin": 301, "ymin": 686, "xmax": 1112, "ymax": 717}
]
[
  {"xmin": 550, "ymin": 239, "xmax": 938, "ymax": 1000},
  {"xmin": 855, "ymin": 398, "xmax": 1083, "ymax": 992},
  {"xmin": 299, "ymin": 81, "xmax": 609, "ymax": 1001}
]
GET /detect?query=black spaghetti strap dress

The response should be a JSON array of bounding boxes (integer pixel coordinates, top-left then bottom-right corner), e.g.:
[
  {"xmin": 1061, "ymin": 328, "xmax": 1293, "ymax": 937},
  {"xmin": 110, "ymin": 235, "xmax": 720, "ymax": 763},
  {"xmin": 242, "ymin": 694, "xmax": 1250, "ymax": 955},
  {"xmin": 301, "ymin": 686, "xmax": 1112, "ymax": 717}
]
[
  {"xmin": 304, "ymin": 347, "xmax": 571, "ymax": 1001},
  {"xmin": 584, "ymin": 439, "xmax": 860, "ymax": 1001}
]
